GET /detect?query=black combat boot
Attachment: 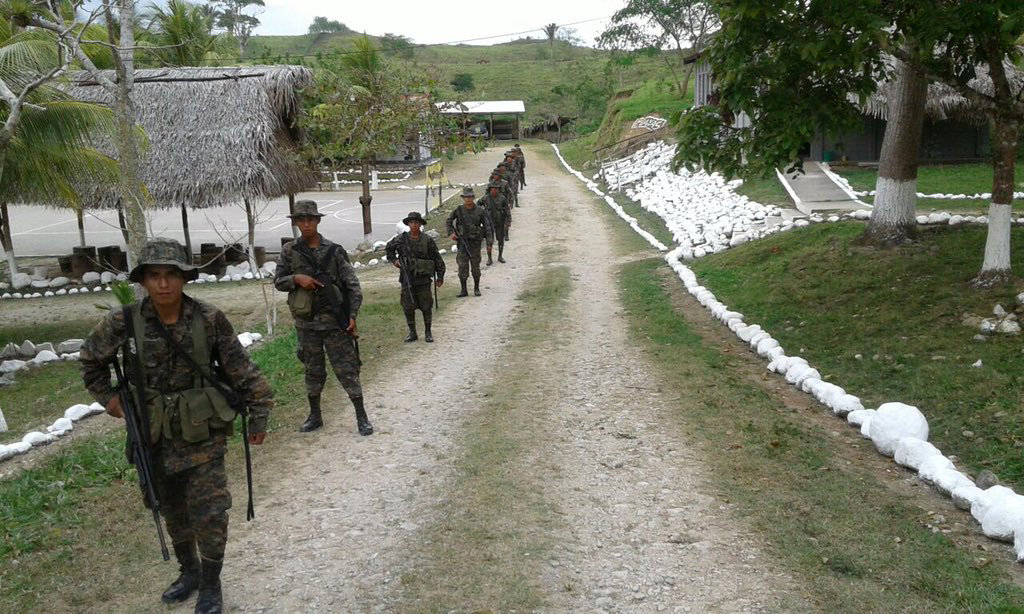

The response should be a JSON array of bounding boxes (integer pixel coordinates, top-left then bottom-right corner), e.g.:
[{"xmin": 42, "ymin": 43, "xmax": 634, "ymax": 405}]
[
  {"xmin": 424, "ymin": 318, "xmax": 434, "ymax": 343},
  {"xmin": 457, "ymin": 279, "xmax": 469, "ymax": 297},
  {"xmin": 194, "ymin": 558, "xmax": 223, "ymax": 614},
  {"xmin": 473, "ymin": 276, "xmax": 481, "ymax": 297},
  {"xmin": 498, "ymin": 245, "xmax": 506, "ymax": 263},
  {"xmin": 162, "ymin": 542, "xmax": 200, "ymax": 604},
  {"xmin": 352, "ymin": 396, "xmax": 374, "ymax": 436},
  {"xmin": 404, "ymin": 312, "xmax": 418, "ymax": 342},
  {"xmin": 300, "ymin": 395, "xmax": 323, "ymax": 432},
  {"xmin": 486, "ymin": 252, "xmax": 493, "ymax": 266}
]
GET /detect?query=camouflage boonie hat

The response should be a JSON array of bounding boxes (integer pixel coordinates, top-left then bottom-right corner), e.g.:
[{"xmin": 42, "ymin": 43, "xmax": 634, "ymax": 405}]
[
  {"xmin": 129, "ymin": 237, "xmax": 198, "ymax": 283},
  {"xmin": 403, "ymin": 211, "xmax": 426, "ymax": 225},
  {"xmin": 287, "ymin": 200, "xmax": 325, "ymax": 219},
  {"xmin": 461, "ymin": 186, "xmax": 476, "ymax": 198},
  {"xmin": 487, "ymin": 180, "xmax": 503, "ymax": 190}
]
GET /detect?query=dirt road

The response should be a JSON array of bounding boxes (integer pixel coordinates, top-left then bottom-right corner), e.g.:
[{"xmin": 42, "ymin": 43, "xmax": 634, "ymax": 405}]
[{"xmin": 116, "ymin": 144, "xmax": 807, "ymax": 612}]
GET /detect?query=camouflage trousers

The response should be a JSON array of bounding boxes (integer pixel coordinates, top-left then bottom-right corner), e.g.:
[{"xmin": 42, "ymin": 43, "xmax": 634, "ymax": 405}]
[
  {"xmin": 400, "ymin": 284, "xmax": 434, "ymax": 317},
  {"xmin": 457, "ymin": 239, "xmax": 483, "ymax": 280},
  {"xmin": 491, "ymin": 214, "xmax": 508, "ymax": 243},
  {"xmin": 151, "ymin": 455, "xmax": 231, "ymax": 562},
  {"xmin": 296, "ymin": 326, "xmax": 363, "ymax": 398}
]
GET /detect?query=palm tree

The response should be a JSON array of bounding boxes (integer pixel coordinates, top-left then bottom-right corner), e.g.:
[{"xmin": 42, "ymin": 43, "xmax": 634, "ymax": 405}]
[
  {"xmin": 143, "ymin": 0, "xmax": 228, "ymax": 67},
  {"xmin": 543, "ymin": 23, "xmax": 559, "ymax": 50}
]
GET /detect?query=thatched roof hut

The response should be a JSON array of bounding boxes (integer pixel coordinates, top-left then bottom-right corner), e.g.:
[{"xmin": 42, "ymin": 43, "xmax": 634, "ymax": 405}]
[{"xmin": 64, "ymin": 65, "xmax": 314, "ymax": 210}]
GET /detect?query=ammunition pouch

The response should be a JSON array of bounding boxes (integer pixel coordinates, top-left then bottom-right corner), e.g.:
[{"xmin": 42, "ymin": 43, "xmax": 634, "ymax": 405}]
[{"xmin": 287, "ymin": 288, "xmax": 315, "ymax": 319}]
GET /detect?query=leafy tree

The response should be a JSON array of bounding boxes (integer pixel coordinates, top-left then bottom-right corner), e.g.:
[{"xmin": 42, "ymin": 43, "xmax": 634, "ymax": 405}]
[
  {"xmin": 450, "ymin": 72, "xmax": 474, "ymax": 92},
  {"xmin": 208, "ymin": 0, "xmax": 263, "ymax": 55},
  {"xmin": 143, "ymin": 0, "xmax": 228, "ymax": 67},
  {"xmin": 380, "ymin": 33, "xmax": 414, "ymax": 59},
  {"xmin": 307, "ymin": 16, "xmax": 346, "ymax": 34},
  {"xmin": 598, "ymin": 0, "xmax": 718, "ymax": 95}
]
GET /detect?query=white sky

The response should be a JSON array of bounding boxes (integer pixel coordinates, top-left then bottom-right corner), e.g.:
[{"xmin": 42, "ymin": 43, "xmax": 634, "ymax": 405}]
[{"xmin": 254, "ymin": 0, "xmax": 628, "ymax": 47}]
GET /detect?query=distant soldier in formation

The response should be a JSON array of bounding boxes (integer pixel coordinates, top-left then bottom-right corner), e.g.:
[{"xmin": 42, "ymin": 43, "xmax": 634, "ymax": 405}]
[
  {"xmin": 513, "ymin": 144, "xmax": 526, "ymax": 188},
  {"xmin": 446, "ymin": 186, "xmax": 494, "ymax": 297},
  {"xmin": 479, "ymin": 180, "xmax": 510, "ymax": 264},
  {"xmin": 386, "ymin": 211, "xmax": 445, "ymax": 343},
  {"xmin": 497, "ymin": 160, "xmax": 519, "ymax": 207},
  {"xmin": 80, "ymin": 238, "xmax": 273, "ymax": 614},
  {"xmin": 274, "ymin": 200, "xmax": 373, "ymax": 436}
]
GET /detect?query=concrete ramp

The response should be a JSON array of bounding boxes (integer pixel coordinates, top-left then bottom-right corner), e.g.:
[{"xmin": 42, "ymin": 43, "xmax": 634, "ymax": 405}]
[{"xmin": 777, "ymin": 162, "xmax": 870, "ymax": 215}]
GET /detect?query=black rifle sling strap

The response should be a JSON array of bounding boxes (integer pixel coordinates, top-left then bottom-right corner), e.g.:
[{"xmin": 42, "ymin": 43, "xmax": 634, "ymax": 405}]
[{"xmin": 154, "ymin": 316, "xmax": 257, "ymax": 521}]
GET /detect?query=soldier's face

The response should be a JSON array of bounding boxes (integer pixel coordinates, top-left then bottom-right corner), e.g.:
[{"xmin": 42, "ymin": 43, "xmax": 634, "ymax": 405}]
[
  {"xmin": 408, "ymin": 220, "xmax": 423, "ymax": 233},
  {"xmin": 462, "ymin": 196, "xmax": 475, "ymax": 208},
  {"xmin": 295, "ymin": 216, "xmax": 320, "ymax": 239},
  {"xmin": 489, "ymin": 188, "xmax": 498, "ymax": 196},
  {"xmin": 142, "ymin": 265, "xmax": 185, "ymax": 307}
]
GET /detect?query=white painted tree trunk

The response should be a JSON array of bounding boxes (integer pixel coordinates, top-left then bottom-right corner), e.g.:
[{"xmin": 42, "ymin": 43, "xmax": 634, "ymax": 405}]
[
  {"xmin": 0, "ymin": 406, "xmax": 7, "ymax": 433},
  {"xmin": 981, "ymin": 202, "xmax": 1012, "ymax": 276},
  {"xmin": 862, "ymin": 55, "xmax": 926, "ymax": 245},
  {"xmin": 976, "ymin": 117, "xmax": 1019, "ymax": 285},
  {"xmin": 114, "ymin": 0, "xmax": 148, "ymax": 269}
]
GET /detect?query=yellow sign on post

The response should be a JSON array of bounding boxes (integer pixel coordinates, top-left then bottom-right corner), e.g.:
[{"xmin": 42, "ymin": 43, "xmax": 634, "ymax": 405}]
[{"xmin": 425, "ymin": 161, "xmax": 447, "ymax": 188}]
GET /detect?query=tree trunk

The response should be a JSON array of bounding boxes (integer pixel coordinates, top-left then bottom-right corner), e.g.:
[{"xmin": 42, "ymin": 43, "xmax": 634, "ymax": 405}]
[
  {"xmin": 113, "ymin": 0, "xmax": 147, "ymax": 269},
  {"xmin": 858, "ymin": 57, "xmax": 927, "ymax": 247},
  {"xmin": 244, "ymin": 197, "xmax": 256, "ymax": 252},
  {"xmin": 116, "ymin": 201, "xmax": 130, "ymax": 246},
  {"xmin": 0, "ymin": 200, "xmax": 17, "ymax": 280},
  {"xmin": 76, "ymin": 208, "xmax": 86, "ymax": 248},
  {"xmin": 975, "ymin": 117, "xmax": 1020, "ymax": 286},
  {"xmin": 288, "ymin": 193, "xmax": 299, "ymax": 239},
  {"xmin": 359, "ymin": 162, "xmax": 373, "ymax": 243},
  {"xmin": 180, "ymin": 203, "xmax": 192, "ymax": 263}
]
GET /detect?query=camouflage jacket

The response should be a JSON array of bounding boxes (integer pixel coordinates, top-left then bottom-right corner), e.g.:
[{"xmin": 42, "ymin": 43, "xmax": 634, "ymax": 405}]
[
  {"xmin": 385, "ymin": 232, "xmax": 445, "ymax": 287},
  {"xmin": 477, "ymin": 193, "xmax": 510, "ymax": 223},
  {"xmin": 446, "ymin": 204, "xmax": 495, "ymax": 243},
  {"xmin": 79, "ymin": 297, "xmax": 274, "ymax": 472},
  {"xmin": 275, "ymin": 235, "xmax": 363, "ymax": 330}
]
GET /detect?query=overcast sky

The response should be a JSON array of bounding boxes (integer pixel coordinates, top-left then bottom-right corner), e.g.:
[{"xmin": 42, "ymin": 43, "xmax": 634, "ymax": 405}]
[{"xmin": 255, "ymin": 0, "xmax": 628, "ymax": 46}]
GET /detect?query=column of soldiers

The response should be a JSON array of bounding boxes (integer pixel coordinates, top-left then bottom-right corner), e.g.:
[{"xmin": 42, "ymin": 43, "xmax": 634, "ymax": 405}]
[{"xmin": 76, "ymin": 147, "xmax": 527, "ymax": 613}]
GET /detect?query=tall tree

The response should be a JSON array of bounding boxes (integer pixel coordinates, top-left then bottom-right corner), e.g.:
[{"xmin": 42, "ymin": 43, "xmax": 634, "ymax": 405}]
[
  {"xmin": 598, "ymin": 0, "xmax": 718, "ymax": 96},
  {"xmin": 144, "ymin": 0, "xmax": 227, "ymax": 67},
  {"xmin": 543, "ymin": 23, "xmax": 558, "ymax": 50},
  {"xmin": 307, "ymin": 16, "xmax": 346, "ymax": 34},
  {"xmin": 209, "ymin": 0, "xmax": 262, "ymax": 56}
]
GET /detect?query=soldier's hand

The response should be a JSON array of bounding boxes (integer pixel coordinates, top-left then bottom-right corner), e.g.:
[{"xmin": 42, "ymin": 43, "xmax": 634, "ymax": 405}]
[
  {"xmin": 105, "ymin": 396, "xmax": 124, "ymax": 419},
  {"xmin": 248, "ymin": 432, "xmax": 266, "ymax": 445},
  {"xmin": 346, "ymin": 318, "xmax": 358, "ymax": 336},
  {"xmin": 393, "ymin": 260, "xmax": 401, "ymax": 269},
  {"xmin": 435, "ymin": 279, "xmax": 443, "ymax": 287},
  {"xmin": 294, "ymin": 274, "xmax": 323, "ymax": 291},
  {"xmin": 449, "ymin": 233, "xmax": 457, "ymax": 241}
]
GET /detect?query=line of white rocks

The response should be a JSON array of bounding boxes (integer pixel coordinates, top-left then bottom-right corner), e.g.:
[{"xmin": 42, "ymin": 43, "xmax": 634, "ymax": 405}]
[
  {"xmin": 0, "ymin": 332, "xmax": 264, "ymax": 464},
  {"xmin": 552, "ymin": 142, "xmax": 1024, "ymax": 562},
  {"xmin": 822, "ymin": 164, "xmax": 1024, "ymax": 202}
]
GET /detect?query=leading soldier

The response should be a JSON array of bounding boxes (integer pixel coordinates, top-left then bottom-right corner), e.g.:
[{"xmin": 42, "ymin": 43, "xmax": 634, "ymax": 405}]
[
  {"xmin": 446, "ymin": 187, "xmax": 494, "ymax": 297},
  {"xmin": 385, "ymin": 211, "xmax": 445, "ymax": 343},
  {"xmin": 79, "ymin": 238, "xmax": 274, "ymax": 614},
  {"xmin": 478, "ymin": 181, "xmax": 510, "ymax": 264},
  {"xmin": 513, "ymin": 144, "xmax": 526, "ymax": 188},
  {"xmin": 274, "ymin": 200, "xmax": 373, "ymax": 436}
]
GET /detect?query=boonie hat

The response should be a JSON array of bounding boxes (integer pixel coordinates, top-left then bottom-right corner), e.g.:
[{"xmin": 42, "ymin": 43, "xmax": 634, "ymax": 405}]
[
  {"xmin": 129, "ymin": 237, "xmax": 199, "ymax": 283},
  {"xmin": 403, "ymin": 211, "xmax": 426, "ymax": 225},
  {"xmin": 287, "ymin": 200, "xmax": 325, "ymax": 219},
  {"xmin": 461, "ymin": 186, "xmax": 476, "ymax": 198}
]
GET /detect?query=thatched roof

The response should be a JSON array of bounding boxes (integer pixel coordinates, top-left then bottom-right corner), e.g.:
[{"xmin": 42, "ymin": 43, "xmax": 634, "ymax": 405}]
[
  {"xmin": 62, "ymin": 65, "xmax": 314, "ymax": 210},
  {"xmin": 861, "ymin": 60, "xmax": 1024, "ymax": 126}
]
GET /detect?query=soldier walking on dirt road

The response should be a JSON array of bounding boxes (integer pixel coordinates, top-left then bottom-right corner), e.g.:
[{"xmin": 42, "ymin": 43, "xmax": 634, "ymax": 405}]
[
  {"xmin": 478, "ymin": 181, "xmax": 511, "ymax": 264},
  {"xmin": 274, "ymin": 200, "xmax": 374, "ymax": 436},
  {"xmin": 446, "ymin": 187, "xmax": 494, "ymax": 297},
  {"xmin": 513, "ymin": 144, "xmax": 526, "ymax": 188},
  {"xmin": 79, "ymin": 238, "xmax": 274, "ymax": 614},
  {"xmin": 386, "ymin": 211, "xmax": 445, "ymax": 343}
]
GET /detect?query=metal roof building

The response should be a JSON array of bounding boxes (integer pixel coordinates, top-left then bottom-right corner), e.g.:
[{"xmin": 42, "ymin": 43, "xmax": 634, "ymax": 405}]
[{"xmin": 436, "ymin": 100, "xmax": 525, "ymax": 139}]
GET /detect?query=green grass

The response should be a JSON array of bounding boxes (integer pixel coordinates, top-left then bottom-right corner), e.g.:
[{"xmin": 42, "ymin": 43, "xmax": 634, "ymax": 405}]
[
  {"xmin": 397, "ymin": 264, "xmax": 571, "ymax": 612},
  {"xmin": 737, "ymin": 173, "xmax": 794, "ymax": 207},
  {"xmin": 834, "ymin": 163, "xmax": 1024, "ymax": 212},
  {"xmin": 0, "ymin": 319, "xmax": 99, "ymax": 348},
  {"xmin": 619, "ymin": 256, "xmax": 1024, "ymax": 612},
  {"xmin": 609, "ymin": 79, "xmax": 693, "ymax": 124},
  {"xmin": 689, "ymin": 222, "xmax": 1024, "ymax": 491},
  {"xmin": 0, "ymin": 363, "xmax": 88, "ymax": 445}
]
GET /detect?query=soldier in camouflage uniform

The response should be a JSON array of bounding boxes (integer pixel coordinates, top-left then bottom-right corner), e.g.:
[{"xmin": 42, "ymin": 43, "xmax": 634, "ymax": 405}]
[
  {"xmin": 446, "ymin": 186, "xmax": 494, "ymax": 297},
  {"xmin": 80, "ymin": 238, "xmax": 273, "ymax": 614},
  {"xmin": 478, "ymin": 181, "xmax": 510, "ymax": 264},
  {"xmin": 513, "ymin": 144, "xmax": 526, "ymax": 188},
  {"xmin": 489, "ymin": 168, "xmax": 514, "ymax": 205},
  {"xmin": 497, "ymin": 161, "xmax": 519, "ymax": 207},
  {"xmin": 274, "ymin": 200, "xmax": 373, "ymax": 436},
  {"xmin": 385, "ymin": 211, "xmax": 445, "ymax": 343}
]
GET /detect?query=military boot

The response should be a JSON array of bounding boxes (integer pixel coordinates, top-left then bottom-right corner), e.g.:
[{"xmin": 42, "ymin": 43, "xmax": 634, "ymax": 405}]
[
  {"xmin": 194, "ymin": 558, "xmax": 223, "ymax": 614},
  {"xmin": 352, "ymin": 396, "xmax": 374, "ymax": 436},
  {"xmin": 486, "ymin": 253, "xmax": 493, "ymax": 266},
  {"xmin": 457, "ymin": 279, "xmax": 469, "ymax": 297},
  {"xmin": 473, "ymin": 276, "xmax": 481, "ymax": 297},
  {"xmin": 498, "ymin": 245, "xmax": 506, "ymax": 263},
  {"xmin": 424, "ymin": 318, "xmax": 434, "ymax": 343},
  {"xmin": 162, "ymin": 542, "xmax": 200, "ymax": 604},
  {"xmin": 404, "ymin": 313, "xmax": 418, "ymax": 342},
  {"xmin": 300, "ymin": 395, "xmax": 323, "ymax": 432}
]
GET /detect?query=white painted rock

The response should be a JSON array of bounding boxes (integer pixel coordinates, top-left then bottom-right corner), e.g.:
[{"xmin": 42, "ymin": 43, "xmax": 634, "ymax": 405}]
[
  {"xmin": 48, "ymin": 276, "xmax": 70, "ymax": 288},
  {"xmin": 996, "ymin": 319, "xmax": 1021, "ymax": 335},
  {"xmin": 19, "ymin": 340, "xmax": 35, "ymax": 357},
  {"xmin": 932, "ymin": 468, "xmax": 975, "ymax": 496},
  {"xmin": 31, "ymin": 350, "xmax": 60, "ymax": 365},
  {"xmin": 971, "ymin": 485, "xmax": 1018, "ymax": 524},
  {"xmin": 830, "ymin": 394, "xmax": 864, "ymax": 416},
  {"xmin": 82, "ymin": 271, "xmax": 101, "ymax": 284},
  {"xmin": 230, "ymin": 274, "xmax": 243, "ymax": 282},
  {"xmin": 0, "ymin": 406, "xmax": 6, "ymax": 432},
  {"xmin": 0, "ymin": 360, "xmax": 27, "ymax": 374},
  {"xmin": 57, "ymin": 339, "xmax": 84, "ymax": 354},
  {"xmin": 11, "ymin": 272, "xmax": 31, "ymax": 289},
  {"xmin": 31, "ymin": 280, "xmax": 50, "ymax": 289},
  {"xmin": 847, "ymin": 408, "xmax": 875, "ymax": 426},
  {"xmin": 47, "ymin": 417, "xmax": 74, "ymax": 434},
  {"xmin": 980, "ymin": 493, "xmax": 1024, "ymax": 542},
  {"xmin": 64, "ymin": 403, "xmax": 94, "ymax": 422},
  {"xmin": 261, "ymin": 261, "xmax": 277, "ymax": 274},
  {"xmin": 100, "ymin": 271, "xmax": 116, "ymax": 284},
  {"xmin": 952, "ymin": 484, "xmax": 984, "ymax": 511},
  {"xmin": 237, "ymin": 333, "xmax": 254, "ymax": 348},
  {"xmin": 918, "ymin": 454, "xmax": 955, "ymax": 484},
  {"xmin": 867, "ymin": 402, "xmax": 928, "ymax": 456},
  {"xmin": 893, "ymin": 437, "xmax": 942, "ymax": 470},
  {"xmin": 22, "ymin": 431, "xmax": 52, "ymax": 446}
]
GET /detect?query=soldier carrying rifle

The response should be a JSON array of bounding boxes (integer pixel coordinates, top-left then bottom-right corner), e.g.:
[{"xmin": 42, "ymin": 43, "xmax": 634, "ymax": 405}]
[
  {"xmin": 446, "ymin": 187, "xmax": 494, "ymax": 297},
  {"xmin": 79, "ymin": 238, "xmax": 274, "ymax": 614},
  {"xmin": 386, "ymin": 211, "xmax": 445, "ymax": 343}
]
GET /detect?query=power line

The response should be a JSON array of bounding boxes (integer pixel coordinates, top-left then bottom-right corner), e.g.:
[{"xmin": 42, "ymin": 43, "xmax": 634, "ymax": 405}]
[{"xmin": 196, "ymin": 15, "xmax": 615, "ymax": 65}]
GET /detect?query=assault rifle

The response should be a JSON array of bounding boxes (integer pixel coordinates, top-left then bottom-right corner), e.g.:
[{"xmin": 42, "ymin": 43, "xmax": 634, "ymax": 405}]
[
  {"xmin": 296, "ymin": 243, "xmax": 361, "ymax": 363},
  {"xmin": 111, "ymin": 356, "xmax": 170, "ymax": 561},
  {"xmin": 399, "ymin": 233, "xmax": 418, "ymax": 307}
]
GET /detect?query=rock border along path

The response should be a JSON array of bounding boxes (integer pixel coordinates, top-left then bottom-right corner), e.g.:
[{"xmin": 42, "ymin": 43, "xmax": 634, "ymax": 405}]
[{"xmin": 553, "ymin": 141, "xmax": 1024, "ymax": 563}]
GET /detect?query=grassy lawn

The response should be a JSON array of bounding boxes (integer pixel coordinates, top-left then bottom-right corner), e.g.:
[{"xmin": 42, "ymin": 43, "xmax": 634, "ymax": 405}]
[
  {"xmin": 834, "ymin": 163, "xmax": 1024, "ymax": 212},
  {"xmin": 0, "ymin": 274, "xmax": 417, "ymax": 610},
  {"xmin": 737, "ymin": 173, "xmax": 794, "ymax": 207},
  {"xmin": 689, "ymin": 222, "xmax": 1024, "ymax": 492},
  {"xmin": 0, "ymin": 318, "xmax": 99, "ymax": 348},
  {"xmin": 619, "ymin": 256, "xmax": 1024, "ymax": 611},
  {"xmin": 0, "ymin": 363, "xmax": 87, "ymax": 445}
]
